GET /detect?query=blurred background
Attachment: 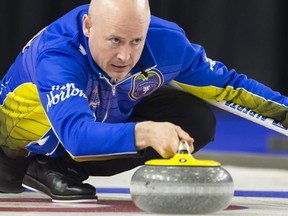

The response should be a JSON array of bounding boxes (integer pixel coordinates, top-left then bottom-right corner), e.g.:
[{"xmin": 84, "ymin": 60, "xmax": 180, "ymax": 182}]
[
  {"xmin": 0, "ymin": 0, "xmax": 287, "ymax": 164},
  {"xmin": 1, "ymin": 0, "xmax": 287, "ymax": 94}
]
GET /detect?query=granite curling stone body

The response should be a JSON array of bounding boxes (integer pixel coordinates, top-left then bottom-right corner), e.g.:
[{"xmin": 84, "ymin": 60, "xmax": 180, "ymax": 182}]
[{"xmin": 130, "ymin": 140, "xmax": 234, "ymax": 214}]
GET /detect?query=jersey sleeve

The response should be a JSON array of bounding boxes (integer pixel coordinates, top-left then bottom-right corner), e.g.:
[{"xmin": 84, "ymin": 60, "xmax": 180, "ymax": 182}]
[
  {"xmin": 35, "ymin": 49, "xmax": 138, "ymax": 161},
  {"xmin": 173, "ymin": 41, "xmax": 288, "ymax": 127}
]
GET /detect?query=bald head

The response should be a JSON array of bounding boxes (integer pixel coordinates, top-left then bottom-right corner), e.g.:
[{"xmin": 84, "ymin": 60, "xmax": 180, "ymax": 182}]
[
  {"xmin": 89, "ymin": 0, "xmax": 150, "ymax": 12},
  {"xmin": 89, "ymin": 0, "xmax": 150, "ymax": 24},
  {"xmin": 83, "ymin": 0, "xmax": 151, "ymax": 80}
]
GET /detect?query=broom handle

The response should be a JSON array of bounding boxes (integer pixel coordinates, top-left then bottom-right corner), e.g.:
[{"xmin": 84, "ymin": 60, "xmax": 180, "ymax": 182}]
[{"xmin": 209, "ymin": 100, "xmax": 288, "ymax": 136}]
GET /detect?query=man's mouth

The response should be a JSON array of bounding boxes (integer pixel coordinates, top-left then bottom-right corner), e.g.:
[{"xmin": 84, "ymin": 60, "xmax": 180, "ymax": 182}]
[{"xmin": 112, "ymin": 64, "xmax": 129, "ymax": 69}]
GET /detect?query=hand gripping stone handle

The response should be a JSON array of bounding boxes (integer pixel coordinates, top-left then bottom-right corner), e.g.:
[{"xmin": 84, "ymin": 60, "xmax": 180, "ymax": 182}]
[
  {"xmin": 209, "ymin": 100, "xmax": 288, "ymax": 136},
  {"xmin": 177, "ymin": 140, "xmax": 191, "ymax": 154}
]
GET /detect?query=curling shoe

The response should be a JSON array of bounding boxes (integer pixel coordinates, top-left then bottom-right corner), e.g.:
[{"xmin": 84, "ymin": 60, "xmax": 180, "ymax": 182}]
[{"xmin": 22, "ymin": 155, "xmax": 97, "ymax": 202}]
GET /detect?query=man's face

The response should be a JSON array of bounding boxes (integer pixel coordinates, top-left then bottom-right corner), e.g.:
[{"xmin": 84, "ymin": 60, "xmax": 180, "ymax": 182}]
[{"xmin": 83, "ymin": 5, "xmax": 150, "ymax": 81}]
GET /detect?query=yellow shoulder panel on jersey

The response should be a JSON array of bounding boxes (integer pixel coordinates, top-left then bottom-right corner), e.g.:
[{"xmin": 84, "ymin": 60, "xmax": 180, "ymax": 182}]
[{"xmin": 0, "ymin": 83, "xmax": 50, "ymax": 157}]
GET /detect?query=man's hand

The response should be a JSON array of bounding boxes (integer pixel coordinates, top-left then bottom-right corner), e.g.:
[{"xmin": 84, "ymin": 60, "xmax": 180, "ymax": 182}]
[{"xmin": 135, "ymin": 121, "xmax": 194, "ymax": 158}]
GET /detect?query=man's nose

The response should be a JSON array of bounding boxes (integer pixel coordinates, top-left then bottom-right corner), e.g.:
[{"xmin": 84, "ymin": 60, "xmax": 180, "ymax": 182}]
[{"xmin": 117, "ymin": 45, "xmax": 131, "ymax": 62}]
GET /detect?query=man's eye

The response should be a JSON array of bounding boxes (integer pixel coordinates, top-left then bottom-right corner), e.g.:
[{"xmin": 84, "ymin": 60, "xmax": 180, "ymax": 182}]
[
  {"xmin": 132, "ymin": 39, "xmax": 142, "ymax": 45},
  {"xmin": 111, "ymin": 38, "xmax": 120, "ymax": 44}
]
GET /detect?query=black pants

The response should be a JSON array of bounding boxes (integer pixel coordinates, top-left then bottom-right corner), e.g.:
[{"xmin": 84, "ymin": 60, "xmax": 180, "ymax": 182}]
[
  {"xmin": 0, "ymin": 86, "xmax": 215, "ymax": 192},
  {"xmin": 0, "ymin": 148, "xmax": 31, "ymax": 193}
]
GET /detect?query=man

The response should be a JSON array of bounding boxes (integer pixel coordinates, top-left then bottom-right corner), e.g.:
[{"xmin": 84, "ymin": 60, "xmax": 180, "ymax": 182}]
[{"xmin": 0, "ymin": 0, "xmax": 287, "ymax": 202}]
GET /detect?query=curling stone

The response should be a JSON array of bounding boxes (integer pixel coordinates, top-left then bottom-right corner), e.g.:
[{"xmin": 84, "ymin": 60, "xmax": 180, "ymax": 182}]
[{"xmin": 130, "ymin": 140, "xmax": 234, "ymax": 214}]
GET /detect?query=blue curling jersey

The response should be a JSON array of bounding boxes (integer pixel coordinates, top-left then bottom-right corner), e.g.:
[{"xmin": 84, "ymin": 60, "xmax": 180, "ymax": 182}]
[{"xmin": 0, "ymin": 5, "xmax": 287, "ymax": 160}]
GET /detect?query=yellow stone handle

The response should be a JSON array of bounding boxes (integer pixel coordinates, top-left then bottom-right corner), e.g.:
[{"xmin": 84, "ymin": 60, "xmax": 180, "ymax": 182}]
[{"xmin": 145, "ymin": 140, "xmax": 221, "ymax": 167}]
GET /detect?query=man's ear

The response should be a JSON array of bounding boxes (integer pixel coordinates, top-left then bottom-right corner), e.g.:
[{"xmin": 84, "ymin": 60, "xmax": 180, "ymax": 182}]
[{"xmin": 83, "ymin": 14, "xmax": 91, "ymax": 37}]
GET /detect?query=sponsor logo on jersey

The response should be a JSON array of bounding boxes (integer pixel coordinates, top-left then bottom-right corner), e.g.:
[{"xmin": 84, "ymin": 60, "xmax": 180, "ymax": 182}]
[
  {"xmin": 204, "ymin": 54, "xmax": 216, "ymax": 71},
  {"xmin": 88, "ymin": 86, "xmax": 100, "ymax": 112},
  {"xmin": 0, "ymin": 79, "xmax": 10, "ymax": 95},
  {"xmin": 46, "ymin": 83, "xmax": 86, "ymax": 112}
]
